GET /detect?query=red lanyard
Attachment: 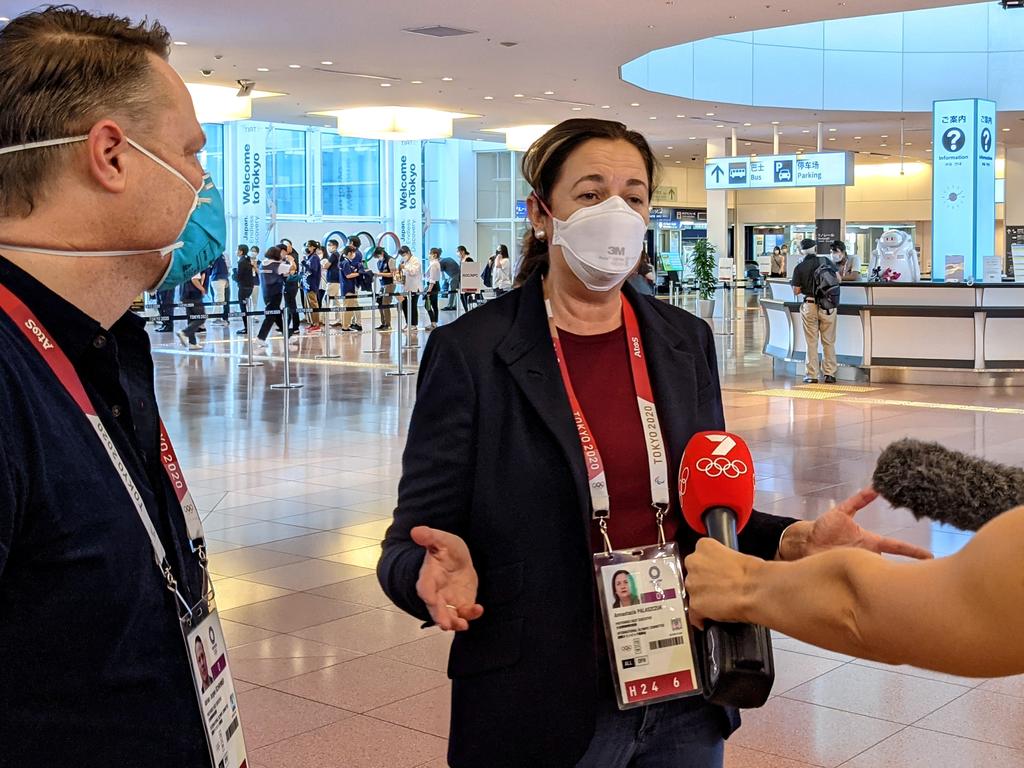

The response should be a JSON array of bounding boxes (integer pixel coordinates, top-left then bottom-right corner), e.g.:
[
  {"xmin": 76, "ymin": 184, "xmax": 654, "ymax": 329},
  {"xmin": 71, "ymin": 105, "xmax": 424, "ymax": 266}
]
[
  {"xmin": 0, "ymin": 283, "xmax": 206, "ymax": 607},
  {"xmin": 546, "ymin": 295, "xmax": 671, "ymax": 550}
]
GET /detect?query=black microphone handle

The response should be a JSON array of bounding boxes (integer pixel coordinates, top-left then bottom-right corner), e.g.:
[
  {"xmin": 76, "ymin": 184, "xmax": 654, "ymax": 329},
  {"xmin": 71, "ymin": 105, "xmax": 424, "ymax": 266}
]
[{"xmin": 703, "ymin": 506, "xmax": 740, "ymax": 551}]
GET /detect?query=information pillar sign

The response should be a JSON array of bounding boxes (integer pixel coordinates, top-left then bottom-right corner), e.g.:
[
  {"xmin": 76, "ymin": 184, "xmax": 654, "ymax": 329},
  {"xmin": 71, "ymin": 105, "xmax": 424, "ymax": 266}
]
[
  {"xmin": 391, "ymin": 140, "xmax": 423, "ymax": 259},
  {"xmin": 236, "ymin": 122, "xmax": 267, "ymax": 249},
  {"xmin": 932, "ymin": 99, "xmax": 996, "ymax": 282}
]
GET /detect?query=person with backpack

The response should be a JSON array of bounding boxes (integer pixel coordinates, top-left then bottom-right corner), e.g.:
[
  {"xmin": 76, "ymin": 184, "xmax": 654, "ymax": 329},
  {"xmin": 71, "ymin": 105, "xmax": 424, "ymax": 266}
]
[{"xmin": 791, "ymin": 238, "xmax": 841, "ymax": 384}]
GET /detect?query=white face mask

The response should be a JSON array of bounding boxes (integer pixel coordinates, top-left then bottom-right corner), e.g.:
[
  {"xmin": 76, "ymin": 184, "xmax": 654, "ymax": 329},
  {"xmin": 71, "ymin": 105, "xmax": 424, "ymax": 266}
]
[
  {"xmin": 0, "ymin": 134, "xmax": 201, "ymax": 258},
  {"xmin": 548, "ymin": 196, "xmax": 648, "ymax": 292}
]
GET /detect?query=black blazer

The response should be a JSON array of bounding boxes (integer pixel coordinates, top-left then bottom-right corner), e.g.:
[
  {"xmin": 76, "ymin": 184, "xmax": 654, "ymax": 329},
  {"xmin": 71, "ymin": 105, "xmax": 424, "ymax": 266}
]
[{"xmin": 378, "ymin": 270, "xmax": 797, "ymax": 768}]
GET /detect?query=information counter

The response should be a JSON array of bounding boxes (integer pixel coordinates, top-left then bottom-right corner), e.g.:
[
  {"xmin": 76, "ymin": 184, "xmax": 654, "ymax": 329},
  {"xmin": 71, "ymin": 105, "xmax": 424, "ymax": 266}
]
[{"xmin": 761, "ymin": 279, "xmax": 1024, "ymax": 385}]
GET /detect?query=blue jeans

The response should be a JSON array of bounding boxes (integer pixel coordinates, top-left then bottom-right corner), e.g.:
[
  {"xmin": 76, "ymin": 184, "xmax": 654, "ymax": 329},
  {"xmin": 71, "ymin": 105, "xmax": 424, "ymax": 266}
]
[{"xmin": 575, "ymin": 692, "xmax": 724, "ymax": 768}]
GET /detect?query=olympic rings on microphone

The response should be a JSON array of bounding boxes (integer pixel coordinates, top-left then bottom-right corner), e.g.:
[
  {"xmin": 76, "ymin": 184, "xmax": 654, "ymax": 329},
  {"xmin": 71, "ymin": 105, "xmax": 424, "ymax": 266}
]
[
  {"xmin": 679, "ymin": 466, "xmax": 690, "ymax": 495},
  {"xmin": 695, "ymin": 457, "xmax": 749, "ymax": 479}
]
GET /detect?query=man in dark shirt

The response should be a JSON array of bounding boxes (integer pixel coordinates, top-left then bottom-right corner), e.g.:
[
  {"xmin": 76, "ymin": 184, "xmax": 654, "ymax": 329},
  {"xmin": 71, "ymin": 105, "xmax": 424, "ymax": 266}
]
[
  {"xmin": 0, "ymin": 8, "xmax": 212, "ymax": 765},
  {"xmin": 791, "ymin": 238, "xmax": 838, "ymax": 384},
  {"xmin": 440, "ymin": 248, "xmax": 461, "ymax": 310}
]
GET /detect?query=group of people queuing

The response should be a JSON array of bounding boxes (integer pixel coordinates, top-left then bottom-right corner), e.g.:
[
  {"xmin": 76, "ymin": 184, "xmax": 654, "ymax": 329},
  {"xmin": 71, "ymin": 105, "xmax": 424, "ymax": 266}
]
[{"xmin": 155, "ymin": 236, "xmax": 516, "ymax": 352}]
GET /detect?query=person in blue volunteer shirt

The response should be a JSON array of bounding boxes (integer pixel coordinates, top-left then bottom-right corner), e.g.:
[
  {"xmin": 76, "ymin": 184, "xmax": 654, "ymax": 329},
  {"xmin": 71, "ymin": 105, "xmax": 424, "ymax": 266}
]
[
  {"xmin": 254, "ymin": 245, "xmax": 298, "ymax": 352},
  {"xmin": 339, "ymin": 244, "xmax": 363, "ymax": 332},
  {"xmin": 0, "ymin": 7, "xmax": 218, "ymax": 764},
  {"xmin": 302, "ymin": 239, "xmax": 323, "ymax": 331}
]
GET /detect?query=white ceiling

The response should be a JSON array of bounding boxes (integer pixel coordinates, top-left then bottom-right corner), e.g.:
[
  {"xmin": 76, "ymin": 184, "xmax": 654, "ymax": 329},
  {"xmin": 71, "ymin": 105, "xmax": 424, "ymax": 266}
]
[{"xmin": 4, "ymin": 0, "xmax": 1016, "ymax": 165}]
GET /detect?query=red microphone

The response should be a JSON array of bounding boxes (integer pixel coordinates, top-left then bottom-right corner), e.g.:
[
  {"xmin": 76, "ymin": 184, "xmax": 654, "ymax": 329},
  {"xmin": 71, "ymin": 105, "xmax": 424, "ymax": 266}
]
[{"xmin": 680, "ymin": 431, "xmax": 774, "ymax": 709}]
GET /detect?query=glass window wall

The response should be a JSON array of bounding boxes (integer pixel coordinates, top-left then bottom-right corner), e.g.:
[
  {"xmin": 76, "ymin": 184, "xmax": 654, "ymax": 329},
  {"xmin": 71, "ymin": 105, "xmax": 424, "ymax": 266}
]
[
  {"xmin": 321, "ymin": 134, "xmax": 381, "ymax": 217},
  {"xmin": 266, "ymin": 127, "xmax": 307, "ymax": 216}
]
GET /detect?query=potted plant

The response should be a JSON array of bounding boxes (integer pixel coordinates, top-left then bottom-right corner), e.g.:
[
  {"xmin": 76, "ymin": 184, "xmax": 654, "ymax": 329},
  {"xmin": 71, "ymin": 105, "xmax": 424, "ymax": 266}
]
[{"xmin": 692, "ymin": 238, "xmax": 718, "ymax": 318}]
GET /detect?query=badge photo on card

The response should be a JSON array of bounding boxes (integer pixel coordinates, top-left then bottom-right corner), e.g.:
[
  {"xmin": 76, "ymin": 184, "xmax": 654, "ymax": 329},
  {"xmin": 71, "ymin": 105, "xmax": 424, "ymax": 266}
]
[{"xmin": 594, "ymin": 542, "xmax": 702, "ymax": 710}]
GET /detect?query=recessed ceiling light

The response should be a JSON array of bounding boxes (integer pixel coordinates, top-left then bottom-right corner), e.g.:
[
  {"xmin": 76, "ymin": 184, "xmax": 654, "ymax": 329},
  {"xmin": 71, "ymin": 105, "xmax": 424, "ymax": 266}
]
[
  {"xmin": 828, "ymin": 137, "xmax": 836, "ymax": 141},
  {"xmin": 926, "ymin": 148, "xmax": 932, "ymax": 152},
  {"xmin": 380, "ymin": 82, "xmax": 392, "ymax": 87},
  {"xmin": 411, "ymin": 80, "xmax": 424, "ymax": 84},
  {"xmin": 676, "ymin": 114, "xmax": 687, "ymax": 118},
  {"xmin": 601, "ymin": 105, "xmax": 611, "ymax": 109},
  {"xmin": 288, "ymin": 64, "xmax": 301, "ymax": 69},
  {"xmin": 771, "ymin": 120, "xmax": 780, "ymax": 125},
  {"xmin": 631, "ymin": 102, "xmax": 641, "ymax": 107},
  {"xmin": 881, "ymin": 134, "xmax": 888, "ymax": 138},
  {"xmin": 688, "ymin": 136, "xmax": 697, "ymax": 140},
  {"xmin": 905, "ymin": 142, "xmax": 912, "ymax": 146},
  {"xmin": 854, "ymin": 135, "xmax": 862, "ymax": 139},
  {"xmin": 751, "ymin": 153, "xmax": 758, "ymax": 157},
  {"xmin": 649, "ymin": 116, "xmax": 657, "ymax": 120},
  {"xmin": 483, "ymin": 95, "xmax": 494, "ymax": 100},
  {"xmin": 321, "ymin": 61, "xmax": 333, "ymax": 65},
  {"xmin": 675, "ymin": 160, "xmax": 682, "ymax": 164},
  {"xmin": 667, "ymin": 146, "xmax": 674, "ymax": 149},
  {"xmin": 705, "ymin": 112, "xmax": 715, "ymax": 116},
  {"xmin": 442, "ymin": 76, "xmax": 454, "ymax": 81},
  {"xmin": 1003, "ymin": 127, "xmax": 1012, "ymax": 132},
  {"xmin": 514, "ymin": 93, "xmax": 524, "ymax": 98},
  {"xmin": 173, "ymin": 40, "xmax": 188, "ymax": 46},
  {"xmin": 743, "ymin": 122, "xmax": 752, "ymax": 127},
  {"xmin": 801, "ymin": 129, "xmax": 811, "ymax": 133},
  {"xmin": 828, "ymin": 128, "xmax": 837, "ymax": 132},
  {"xmin": 0, "ymin": 16, "xmax": 10, "ymax": 21},
  {"xmin": 544, "ymin": 90, "xmax": 555, "ymax": 95},
  {"xmin": 881, "ymin": 143, "xmax": 888, "ymax": 147},
  {"xmin": 572, "ymin": 106, "xmax": 583, "ymax": 111},
  {"xmin": 664, "ymin": 154, "xmax": 671, "ymax": 158},
  {"xmin": 744, "ymin": 142, "xmax": 751, "ymax": 146},
  {"xmin": 716, "ymin": 124, "xmax": 725, "ymax": 128},
  {"xmin": 257, "ymin": 67, "xmax": 270, "ymax": 72}
]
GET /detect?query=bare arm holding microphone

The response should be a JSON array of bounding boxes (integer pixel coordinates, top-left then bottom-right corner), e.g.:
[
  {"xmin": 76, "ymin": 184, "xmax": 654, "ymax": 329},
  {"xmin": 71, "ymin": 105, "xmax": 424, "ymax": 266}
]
[
  {"xmin": 685, "ymin": 439, "xmax": 1024, "ymax": 676},
  {"xmin": 685, "ymin": 496, "xmax": 1024, "ymax": 677}
]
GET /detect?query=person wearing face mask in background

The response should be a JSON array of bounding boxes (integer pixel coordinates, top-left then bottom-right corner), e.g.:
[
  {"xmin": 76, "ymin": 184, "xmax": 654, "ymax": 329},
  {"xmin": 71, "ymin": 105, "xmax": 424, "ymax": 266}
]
[
  {"xmin": 301, "ymin": 239, "xmax": 323, "ymax": 332},
  {"xmin": 424, "ymin": 247, "xmax": 442, "ymax": 330},
  {"xmin": 396, "ymin": 245, "xmax": 422, "ymax": 338},
  {"xmin": 378, "ymin": 119, "xmax": 909, "ymax": 768},
  {"xmin": 0, "ymin": 8, "xmax": 229, "ymax": 766},
  {"xmin": 279, "ymin": 239, "xmax": 302, "ymax": 336},
  {"xmin": 769, "ymin": 245, "xmax": 786, "ymax": 278},
  {"xmin": 831, "ymin": 240, "xmax": 861, "ymax": 282},
  {"xmin": 208, "ymin": 250, "xmax": 230, "ymax": 326},
  {"xmin": 491, "ymin": 244, "xmax": 513, "ymax": 296}
]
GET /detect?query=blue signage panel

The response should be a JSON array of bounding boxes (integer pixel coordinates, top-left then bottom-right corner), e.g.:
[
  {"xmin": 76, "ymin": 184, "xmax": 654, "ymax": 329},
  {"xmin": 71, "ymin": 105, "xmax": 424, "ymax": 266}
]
[
  {"xmin": 705, "ymin": 151, "xmax": 853, "ymax": 190},
  {"xmin": 514, "ymin": 199, "xmax": 528, "ymax": 219},
  {"xmin": 932, "ymin": 99, "xmax": 997, "ymax": 282}
]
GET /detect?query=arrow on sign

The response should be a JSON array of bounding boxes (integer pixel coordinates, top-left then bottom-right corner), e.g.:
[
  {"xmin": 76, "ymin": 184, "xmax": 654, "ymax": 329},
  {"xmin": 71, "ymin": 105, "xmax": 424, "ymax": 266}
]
[{"xmin": 710, "ymin": 165, "xmax": 725, "ymax": 183}]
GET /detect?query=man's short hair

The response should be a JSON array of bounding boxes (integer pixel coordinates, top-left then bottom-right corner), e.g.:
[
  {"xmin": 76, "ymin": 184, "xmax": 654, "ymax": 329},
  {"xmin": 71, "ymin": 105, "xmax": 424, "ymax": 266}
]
[
  {"xmin": 830, "ymin": 240, "xmax": 846, "ymax": 253},
  {"xmin": 430, "ymin": 247, "xmax": 441, "ymax": 256},
  {"xmin": 0, "ymin": 7, "xmax": 172, "ymax": 217},
  {"xmin": 237, "ymin": 244, "xmax": 249, "ymax": 256},
  {"xmin": 349, "ymin": 235, "xmax": 361, "ymax": 248},
  {"xmin": 251, "ymin": 246, "xmax": 260, "ymax": 253},
  {"xmin": 328, "ymin": 239, "xmax": 340, "ymax": 247}
]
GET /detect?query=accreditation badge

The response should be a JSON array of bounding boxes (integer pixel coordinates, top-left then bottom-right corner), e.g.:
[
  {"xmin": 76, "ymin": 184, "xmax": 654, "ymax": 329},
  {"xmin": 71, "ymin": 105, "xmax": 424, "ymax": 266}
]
[
  {"xmin": 183, "ymin": 598, "xmax": 249, "ymax": 768},
  {"xmin": 594, "ymin": 542, "xmax": 702, "ymax": 710}
]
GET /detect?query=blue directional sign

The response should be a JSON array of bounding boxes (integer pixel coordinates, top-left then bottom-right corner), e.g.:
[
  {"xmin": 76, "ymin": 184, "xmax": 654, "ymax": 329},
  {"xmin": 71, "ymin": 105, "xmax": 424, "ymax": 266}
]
[
  {"xmin": 932, "ymin": 99, "xmax": 996, "ymax": 282},
  {"xmin": 705, "ymin": 151, "xmax": 853, "ymax": 190}
]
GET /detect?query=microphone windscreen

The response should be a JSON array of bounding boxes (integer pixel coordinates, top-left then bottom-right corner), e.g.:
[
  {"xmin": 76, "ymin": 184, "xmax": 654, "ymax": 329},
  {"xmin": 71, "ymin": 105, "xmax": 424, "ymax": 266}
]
[
  {"xmin": 679, "ymin": 431, "xmax": 755, "ymax": 535},
  {"xmin": 872, "ymin": 438, "xmax": 1024, "ymax": 532}
]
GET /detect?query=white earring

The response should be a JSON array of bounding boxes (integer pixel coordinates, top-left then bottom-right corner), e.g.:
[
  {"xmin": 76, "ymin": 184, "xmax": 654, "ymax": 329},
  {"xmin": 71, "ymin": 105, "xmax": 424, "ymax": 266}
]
[{"xmin": 536, "ymin": 229, "xmax": 546, "ymax": 240}]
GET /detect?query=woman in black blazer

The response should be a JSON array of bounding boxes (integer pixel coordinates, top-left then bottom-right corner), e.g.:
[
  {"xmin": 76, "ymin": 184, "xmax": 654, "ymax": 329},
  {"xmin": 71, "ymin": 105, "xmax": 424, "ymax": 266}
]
[{"xmin": 379, "ymin": 119, "xmax": 917, "ymax": 768}]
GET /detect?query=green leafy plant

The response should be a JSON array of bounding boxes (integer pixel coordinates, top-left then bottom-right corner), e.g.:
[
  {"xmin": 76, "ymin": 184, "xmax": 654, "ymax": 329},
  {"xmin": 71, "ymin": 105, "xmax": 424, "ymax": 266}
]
[{"xmin": 692, "ymin": 238, "xmax": 718, "ymax": 300}]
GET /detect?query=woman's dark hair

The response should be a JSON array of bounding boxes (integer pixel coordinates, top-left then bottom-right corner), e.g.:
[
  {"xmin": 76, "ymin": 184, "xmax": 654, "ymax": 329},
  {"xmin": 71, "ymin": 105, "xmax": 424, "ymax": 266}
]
[
  {"xmin": 237, "ymin": 244, "xmax": 249, "ymax": 256},
  {"xmin": 372, "ymin": 246, "xmax": 387, "ymax": 258},
  {"xmin": 773, "ymin": 246, "xmax": 781, "ymax": 254},
  {"xmin": 349, "ymin": 235, "xmax": 362, "ymax": 248},
  {"xmin": 497, "ymin": 244, "xmax": 509, "ymax": 260},
  {"xmin": 515, "ymin": 119, "xmax": 659, "ymax": 287},
  {"xmin": 265, "ymin": 245, "xmax": 282, "ymax": 261}
]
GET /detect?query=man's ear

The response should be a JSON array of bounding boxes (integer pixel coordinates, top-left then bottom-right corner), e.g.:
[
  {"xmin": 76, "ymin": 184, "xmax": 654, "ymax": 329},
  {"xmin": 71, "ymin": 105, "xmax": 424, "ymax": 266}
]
[{"xmin": 86, "ymin": 121, "xmax": 132, "ymax": 193}]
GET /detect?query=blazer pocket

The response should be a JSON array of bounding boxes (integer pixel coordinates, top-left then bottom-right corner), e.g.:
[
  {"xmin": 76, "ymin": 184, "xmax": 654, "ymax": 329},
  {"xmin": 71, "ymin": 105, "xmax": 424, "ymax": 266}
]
[{"xmin": 448, "ymin": 616, "xmax": 524, "ymax": 679}]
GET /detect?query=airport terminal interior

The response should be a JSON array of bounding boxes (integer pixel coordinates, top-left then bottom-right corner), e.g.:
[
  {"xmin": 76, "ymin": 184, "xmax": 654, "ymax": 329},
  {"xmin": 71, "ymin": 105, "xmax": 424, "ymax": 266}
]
[{"xmin": 3, "ymin": 0, "xmax": 1024, "ymax": 765}]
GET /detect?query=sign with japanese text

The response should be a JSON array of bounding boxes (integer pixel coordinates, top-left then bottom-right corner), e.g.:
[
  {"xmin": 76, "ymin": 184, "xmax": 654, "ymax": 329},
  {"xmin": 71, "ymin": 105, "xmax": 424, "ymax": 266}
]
[
  {"xmin": 705, "ymin": 151, "xmax": 853, "ymax": 190},
  {"xmin": 932, "ymin": 99, "xmax": 997, "ymax": 282}
]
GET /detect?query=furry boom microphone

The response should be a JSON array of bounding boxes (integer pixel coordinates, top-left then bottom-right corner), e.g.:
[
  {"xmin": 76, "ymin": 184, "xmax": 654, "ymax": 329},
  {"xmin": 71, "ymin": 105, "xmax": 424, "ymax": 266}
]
[{"xmin": 872, "ymin": 438, "xmax": 1024, "ymax": 532}]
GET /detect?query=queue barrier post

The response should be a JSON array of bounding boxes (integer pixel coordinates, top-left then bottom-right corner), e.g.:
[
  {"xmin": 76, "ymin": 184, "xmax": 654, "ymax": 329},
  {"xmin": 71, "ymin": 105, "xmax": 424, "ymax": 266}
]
[{"xmin": 270, "ymin": 304, "xmax": 304, "ymax": 390}]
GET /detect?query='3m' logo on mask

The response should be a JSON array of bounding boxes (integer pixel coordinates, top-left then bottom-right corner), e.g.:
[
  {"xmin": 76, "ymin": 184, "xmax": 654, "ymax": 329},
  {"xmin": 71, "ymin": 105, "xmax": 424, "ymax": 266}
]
[{"xmin": 608, "ymin": 246, "xmax": 626, "ymax": 256}]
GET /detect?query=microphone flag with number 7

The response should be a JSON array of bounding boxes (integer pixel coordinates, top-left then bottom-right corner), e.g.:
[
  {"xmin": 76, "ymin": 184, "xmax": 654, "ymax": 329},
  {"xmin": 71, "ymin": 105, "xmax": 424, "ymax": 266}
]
[{"xmin": 679, "ymin": 431, "xmax": 756, "ymax": 536}]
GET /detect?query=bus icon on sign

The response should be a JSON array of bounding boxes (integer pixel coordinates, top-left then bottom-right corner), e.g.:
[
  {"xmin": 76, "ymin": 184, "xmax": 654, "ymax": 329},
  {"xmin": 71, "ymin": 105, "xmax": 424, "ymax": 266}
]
[
  {"xmin": 774, "ymin": 160, "xmax": 793, "ymax": 183},
  {"xmin": 728, "ymin": 163, "xmax": 747, "ymax": 184}
]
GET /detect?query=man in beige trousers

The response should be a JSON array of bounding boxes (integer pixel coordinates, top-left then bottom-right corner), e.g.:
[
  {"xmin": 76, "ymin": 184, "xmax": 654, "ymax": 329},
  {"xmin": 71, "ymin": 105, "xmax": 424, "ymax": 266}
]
[{"xmin": 790, "ymin": 238, "xmax": 838, "ymax": 384}]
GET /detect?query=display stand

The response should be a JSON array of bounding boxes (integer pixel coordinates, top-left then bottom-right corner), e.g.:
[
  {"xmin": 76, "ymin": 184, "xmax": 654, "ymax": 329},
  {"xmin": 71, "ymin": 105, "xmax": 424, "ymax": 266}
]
[
  {"xmin": 270, "ymin": 305, "xmax": 303, "ymax": 390},
  {"xmin": 239, "ymin": 301, "xmax": 264, "ymax": 368}
]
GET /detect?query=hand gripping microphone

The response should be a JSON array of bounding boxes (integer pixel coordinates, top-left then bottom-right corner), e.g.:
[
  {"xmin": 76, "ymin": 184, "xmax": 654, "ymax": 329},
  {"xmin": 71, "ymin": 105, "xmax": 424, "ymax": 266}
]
[
  {"xmin": 873, "ymin": 438, "xmax": 1024, "ymax": 532},
  {"xmin": 680, "ymin": 431, "xmax": 775, "ymax": 709}
]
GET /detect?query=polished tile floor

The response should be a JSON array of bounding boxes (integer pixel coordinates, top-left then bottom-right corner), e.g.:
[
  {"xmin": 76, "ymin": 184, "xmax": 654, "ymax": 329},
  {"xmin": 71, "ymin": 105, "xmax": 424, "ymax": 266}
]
[{"xmin": 152, "ymin": 292, "xmax": 1024, "ymax": 768}]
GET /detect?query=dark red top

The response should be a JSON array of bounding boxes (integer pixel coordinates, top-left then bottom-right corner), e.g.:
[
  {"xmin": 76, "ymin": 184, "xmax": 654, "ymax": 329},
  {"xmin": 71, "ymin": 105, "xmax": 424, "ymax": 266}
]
[{"xmin": 559, "ymin": 324, "xmax": 680, "ymax": 551}]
